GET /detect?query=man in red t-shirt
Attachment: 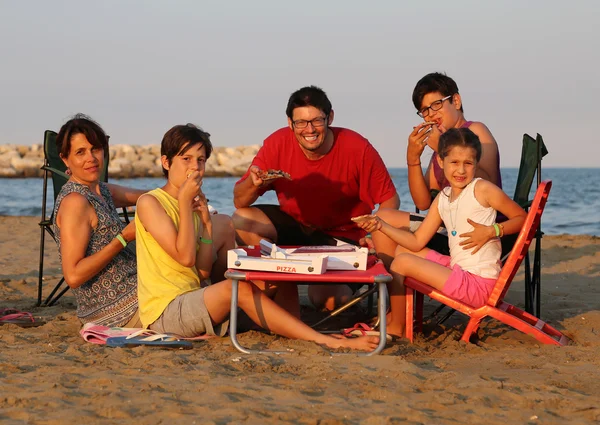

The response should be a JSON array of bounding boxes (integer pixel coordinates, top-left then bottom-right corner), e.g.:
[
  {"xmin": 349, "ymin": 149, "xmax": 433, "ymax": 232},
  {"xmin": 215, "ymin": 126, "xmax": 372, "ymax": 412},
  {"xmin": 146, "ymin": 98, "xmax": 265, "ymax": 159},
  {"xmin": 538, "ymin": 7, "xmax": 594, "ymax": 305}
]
[{"xmin": 233, "ymin": 86, "xmax": 399, "ymax": 310}]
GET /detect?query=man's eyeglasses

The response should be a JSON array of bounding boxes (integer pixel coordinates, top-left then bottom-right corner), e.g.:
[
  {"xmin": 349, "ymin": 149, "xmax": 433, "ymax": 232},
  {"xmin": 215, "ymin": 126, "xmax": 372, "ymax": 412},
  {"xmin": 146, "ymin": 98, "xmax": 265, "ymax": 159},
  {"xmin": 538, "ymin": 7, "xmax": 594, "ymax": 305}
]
[
  {"xmin": 292, "ymin": 116, "xmax": 327, "ymax": 129},
  {"xmin": 417, "ymin": 95, "xmax": 453, "ymax": 118}
]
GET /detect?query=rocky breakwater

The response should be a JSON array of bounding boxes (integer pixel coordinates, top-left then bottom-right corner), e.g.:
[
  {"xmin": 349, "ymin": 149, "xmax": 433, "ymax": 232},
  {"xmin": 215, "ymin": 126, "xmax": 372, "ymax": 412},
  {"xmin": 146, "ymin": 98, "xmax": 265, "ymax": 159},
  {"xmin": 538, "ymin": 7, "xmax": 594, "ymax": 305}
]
[{"xmin": 0, "ymin": 144, "xmax": 261, "ymax": 178}]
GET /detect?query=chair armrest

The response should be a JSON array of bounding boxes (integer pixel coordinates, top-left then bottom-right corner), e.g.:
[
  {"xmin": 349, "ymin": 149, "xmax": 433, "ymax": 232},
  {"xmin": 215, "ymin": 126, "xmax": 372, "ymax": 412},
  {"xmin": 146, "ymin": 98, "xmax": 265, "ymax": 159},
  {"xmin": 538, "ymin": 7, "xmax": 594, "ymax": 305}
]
[
  {"xmin": 518, "ymin": 200, "xmax": 533, "ymax": 210},
  {"xmin": 119, "ymin": 207, "xmax": 135, "ymax": 224},
  {"xmin": 42, "ymin": 165, "xmax": 69, "ymax": 180}
]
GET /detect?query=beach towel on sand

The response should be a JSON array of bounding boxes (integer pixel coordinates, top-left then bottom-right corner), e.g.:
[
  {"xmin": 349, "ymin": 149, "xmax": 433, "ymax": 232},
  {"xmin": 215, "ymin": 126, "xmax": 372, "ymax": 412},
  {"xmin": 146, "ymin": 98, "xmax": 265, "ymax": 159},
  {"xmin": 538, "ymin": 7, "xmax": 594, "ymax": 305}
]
[
  {"xmin": 80, "ymin": 322, "xmax": 148, "ymax": 344},
  {"xmin": 80, "ymin": 322, "xmax": 212, "ymax": 345}
]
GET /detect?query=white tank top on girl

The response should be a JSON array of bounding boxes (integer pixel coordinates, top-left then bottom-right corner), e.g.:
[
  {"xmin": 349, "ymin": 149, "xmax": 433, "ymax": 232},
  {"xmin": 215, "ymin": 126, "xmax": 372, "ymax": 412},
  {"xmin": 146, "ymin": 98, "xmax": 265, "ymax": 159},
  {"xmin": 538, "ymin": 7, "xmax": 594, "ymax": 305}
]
[{"xmin": 437, "ymin": 178, "xmax": 502, "ymax": 279}]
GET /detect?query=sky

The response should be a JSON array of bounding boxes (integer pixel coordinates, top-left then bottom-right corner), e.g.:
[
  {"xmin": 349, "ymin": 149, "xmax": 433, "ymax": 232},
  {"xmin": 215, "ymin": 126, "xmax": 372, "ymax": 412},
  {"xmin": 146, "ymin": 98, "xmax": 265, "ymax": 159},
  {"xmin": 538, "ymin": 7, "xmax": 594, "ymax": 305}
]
[{"xmin": 1, "ymin": 0, "xmax": 598, "ymax": 168}]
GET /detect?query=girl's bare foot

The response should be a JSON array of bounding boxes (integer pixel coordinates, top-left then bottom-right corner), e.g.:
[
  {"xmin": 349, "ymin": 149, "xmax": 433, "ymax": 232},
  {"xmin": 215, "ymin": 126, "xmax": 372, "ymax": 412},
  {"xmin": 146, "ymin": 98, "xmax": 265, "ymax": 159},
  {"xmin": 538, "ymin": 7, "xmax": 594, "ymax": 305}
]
[{"xmin": 321, "ymin": 335, "xmax": 379, "ymax": 351}]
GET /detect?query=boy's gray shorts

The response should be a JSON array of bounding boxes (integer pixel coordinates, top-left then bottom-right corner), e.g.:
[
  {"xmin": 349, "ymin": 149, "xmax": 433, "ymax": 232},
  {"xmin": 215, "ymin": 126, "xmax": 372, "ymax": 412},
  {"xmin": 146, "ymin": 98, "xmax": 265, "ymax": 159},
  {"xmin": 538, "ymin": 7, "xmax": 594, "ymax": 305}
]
[{"xmin": 149, "ymin": 287, "xmax": 229, "ymax": 338}]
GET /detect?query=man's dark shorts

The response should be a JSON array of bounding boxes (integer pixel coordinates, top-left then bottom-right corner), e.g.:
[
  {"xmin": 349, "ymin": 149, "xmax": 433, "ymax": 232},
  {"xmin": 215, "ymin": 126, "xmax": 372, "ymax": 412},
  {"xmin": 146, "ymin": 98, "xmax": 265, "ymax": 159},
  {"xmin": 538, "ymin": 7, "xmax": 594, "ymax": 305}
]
[{"xmin": 254, "ymin": 204, "xmax": 362, "ymax": 293}]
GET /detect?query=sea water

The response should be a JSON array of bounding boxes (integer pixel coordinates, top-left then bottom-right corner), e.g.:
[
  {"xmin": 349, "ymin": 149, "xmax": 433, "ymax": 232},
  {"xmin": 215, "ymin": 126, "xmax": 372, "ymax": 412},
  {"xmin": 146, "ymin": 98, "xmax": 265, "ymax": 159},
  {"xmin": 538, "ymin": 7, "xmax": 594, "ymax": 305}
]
[{"xmin": 0, "ymin": 168, "xmax": 597, "ymax": 236}]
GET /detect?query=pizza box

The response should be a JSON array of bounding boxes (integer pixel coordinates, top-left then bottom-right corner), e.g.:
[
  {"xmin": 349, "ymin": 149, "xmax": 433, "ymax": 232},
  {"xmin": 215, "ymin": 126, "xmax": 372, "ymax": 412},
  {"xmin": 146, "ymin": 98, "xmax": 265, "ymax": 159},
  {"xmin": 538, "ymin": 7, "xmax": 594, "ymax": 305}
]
[
  {"xmin": 259, "ymin": 240, "xmax": 369, "ymax": 271},
  {"xmin": 227, "ymin": 248, "xmax": 328, "ymax": 275}
]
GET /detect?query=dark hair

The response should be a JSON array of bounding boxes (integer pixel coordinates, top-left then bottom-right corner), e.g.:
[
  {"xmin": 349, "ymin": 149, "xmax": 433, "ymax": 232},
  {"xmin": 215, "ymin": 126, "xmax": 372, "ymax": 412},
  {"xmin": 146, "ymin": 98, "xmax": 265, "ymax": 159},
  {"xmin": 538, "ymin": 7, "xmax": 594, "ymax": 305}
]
[
  {"xmin": 285, "ymin": 85, "xmax": 332, "ymax": 119},
  {"xmin": 56, "ymin": 113, "xmax": 109, "ymax": 158},
  {"xmin": 438, "ymin": 128, "xmax": 482, "ymax": 162},
  {"xmin": 412, "ymin": 72, "xmax": 464, "ymax": 113},
  {"xmin": 160, "ymin": 123, "xmax": 213, "ymax": 177}
]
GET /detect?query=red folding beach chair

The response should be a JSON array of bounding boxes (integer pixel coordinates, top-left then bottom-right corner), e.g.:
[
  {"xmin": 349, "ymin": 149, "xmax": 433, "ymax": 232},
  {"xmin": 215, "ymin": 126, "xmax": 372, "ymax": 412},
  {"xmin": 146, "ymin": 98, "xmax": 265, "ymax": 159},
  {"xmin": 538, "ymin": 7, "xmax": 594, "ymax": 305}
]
[
  {"xmin": 405, "ymin": 180, "xmax": 570, "ymax": 346},
  {"xmin": 225, "ymin": 253, "xmax": 392, "ymax": 356}
]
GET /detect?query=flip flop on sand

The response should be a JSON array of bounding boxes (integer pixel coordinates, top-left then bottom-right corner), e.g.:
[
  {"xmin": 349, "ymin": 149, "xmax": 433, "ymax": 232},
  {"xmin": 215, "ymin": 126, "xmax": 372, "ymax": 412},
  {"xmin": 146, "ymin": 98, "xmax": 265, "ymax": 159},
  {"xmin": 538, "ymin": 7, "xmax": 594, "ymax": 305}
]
[
  {"xmin": 341, "ymin": 322, "xmax": 373, "ymax": 336},
  {"xmin": 0, "ymin": 308, "xmax": 46, "ymax": 328},
  {"xmin": 341, "ymin": 322, "xmax": 399, "ymax": 342},
  {"xmin": 105, "ymin": 329, "xmax": 193, "ymax": 349}
]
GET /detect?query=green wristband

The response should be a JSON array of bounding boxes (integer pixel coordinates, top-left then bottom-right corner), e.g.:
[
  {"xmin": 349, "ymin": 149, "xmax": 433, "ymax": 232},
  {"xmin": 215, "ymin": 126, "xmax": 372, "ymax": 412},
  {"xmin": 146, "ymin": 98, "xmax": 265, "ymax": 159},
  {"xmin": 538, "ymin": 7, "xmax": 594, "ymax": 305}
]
[
  {"xmin": 200, "ymin": 237, "xmax": 213, "ymax": 244},
  {"xmin": 116, "ymin": 233, "xmax": 127, "ymax": 248},
  {"xmin": 493, "ymin": 223, "xmax": 500, "ymax": 237}
]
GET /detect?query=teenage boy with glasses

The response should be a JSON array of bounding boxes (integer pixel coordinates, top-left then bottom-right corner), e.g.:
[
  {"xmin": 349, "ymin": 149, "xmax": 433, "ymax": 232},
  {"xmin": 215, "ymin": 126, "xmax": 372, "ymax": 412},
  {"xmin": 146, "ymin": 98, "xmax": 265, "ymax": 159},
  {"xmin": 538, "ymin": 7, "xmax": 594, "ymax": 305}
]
[
  {"xmin": 371, "ymin": 72, "xmax": 504, "ymax": 268},
  {"xmin": 233, "ymin": 85, "xmax": 399, "ymax": 311}
]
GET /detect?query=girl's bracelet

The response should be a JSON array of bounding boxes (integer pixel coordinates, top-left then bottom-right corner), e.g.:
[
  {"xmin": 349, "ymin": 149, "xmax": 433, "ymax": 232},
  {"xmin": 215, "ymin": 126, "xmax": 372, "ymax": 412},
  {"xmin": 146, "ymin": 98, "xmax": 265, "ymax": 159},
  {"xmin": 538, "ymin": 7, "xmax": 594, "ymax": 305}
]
[
  {"xmin": 407, "ymin": 162, "xmax": 421, "ymax": 167},
  {"xmin": 200, "ymin": 237, "xmax": 213, "ymax": 244},
  {"xmin": 493, "ymin": 223, "xmax": 505, "ymax": 238}
]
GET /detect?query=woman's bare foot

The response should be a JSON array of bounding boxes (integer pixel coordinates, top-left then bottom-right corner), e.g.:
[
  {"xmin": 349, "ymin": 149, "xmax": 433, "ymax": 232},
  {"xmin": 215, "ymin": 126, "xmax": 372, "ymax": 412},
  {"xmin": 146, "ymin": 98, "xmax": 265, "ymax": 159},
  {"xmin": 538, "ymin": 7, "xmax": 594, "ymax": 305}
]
[{"xmin": 320, "ymin": 335, "xmax": 380, "ymax": 351}]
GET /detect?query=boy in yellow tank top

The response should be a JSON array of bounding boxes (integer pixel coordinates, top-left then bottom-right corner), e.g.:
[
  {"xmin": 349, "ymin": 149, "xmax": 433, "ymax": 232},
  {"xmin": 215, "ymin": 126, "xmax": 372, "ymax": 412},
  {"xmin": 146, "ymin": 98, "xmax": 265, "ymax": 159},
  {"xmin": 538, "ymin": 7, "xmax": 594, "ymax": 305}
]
[{"xmin": 135, "ymin": 123, "xmax": 378, "ymax": 351}]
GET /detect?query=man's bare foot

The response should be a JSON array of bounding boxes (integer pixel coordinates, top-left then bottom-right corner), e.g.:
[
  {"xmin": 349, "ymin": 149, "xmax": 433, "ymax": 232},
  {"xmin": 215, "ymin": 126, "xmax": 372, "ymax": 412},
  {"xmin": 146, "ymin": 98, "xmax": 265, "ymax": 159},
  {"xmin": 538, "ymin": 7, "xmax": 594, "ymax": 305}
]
[{"xmin": 321, "ymin": 335, "xmax": 379, "ymax": 351}]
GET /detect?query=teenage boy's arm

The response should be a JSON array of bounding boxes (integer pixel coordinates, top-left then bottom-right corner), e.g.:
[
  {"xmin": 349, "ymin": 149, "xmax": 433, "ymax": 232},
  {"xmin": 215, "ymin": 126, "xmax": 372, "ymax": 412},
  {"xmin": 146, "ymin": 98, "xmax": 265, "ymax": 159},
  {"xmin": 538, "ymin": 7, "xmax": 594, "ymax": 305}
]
[
  {"xmin": 409, "ymin": 162, "xmax": 434, "ymax": 211},
  {"xmin": 468, "ymin": 122, "xmax": 500, "ymax": 185},
  {"xmin": 194, "ymin": 193, "xmax": 214, "ymax": 280},
  {"xmin": 407, "ymin": 123, "xmax": 436, "ymax": 211},
  {"xmin": 137, "ymin": 176, "xmax": 202, "ymax": 267}
]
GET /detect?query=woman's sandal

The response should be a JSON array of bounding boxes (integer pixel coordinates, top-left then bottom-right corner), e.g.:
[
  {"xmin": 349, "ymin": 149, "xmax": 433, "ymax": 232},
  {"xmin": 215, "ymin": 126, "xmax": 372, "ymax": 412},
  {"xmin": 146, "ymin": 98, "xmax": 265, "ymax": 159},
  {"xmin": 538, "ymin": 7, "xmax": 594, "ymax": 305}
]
[
  {"xmin": 105, "ymin": 329, "xmax": 193, "ymax": 349},
  {"xmin": 0, "ymin": 308, "xmax": 46, "ymax": 328}
]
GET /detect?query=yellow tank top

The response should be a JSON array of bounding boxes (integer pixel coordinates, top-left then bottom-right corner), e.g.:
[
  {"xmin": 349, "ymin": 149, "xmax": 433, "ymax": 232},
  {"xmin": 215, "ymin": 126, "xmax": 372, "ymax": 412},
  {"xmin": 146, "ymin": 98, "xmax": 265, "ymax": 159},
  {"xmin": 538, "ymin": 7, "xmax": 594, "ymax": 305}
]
[{"xmin": 135, "ymin": 188, "xmax": 202, "ymax": 327}]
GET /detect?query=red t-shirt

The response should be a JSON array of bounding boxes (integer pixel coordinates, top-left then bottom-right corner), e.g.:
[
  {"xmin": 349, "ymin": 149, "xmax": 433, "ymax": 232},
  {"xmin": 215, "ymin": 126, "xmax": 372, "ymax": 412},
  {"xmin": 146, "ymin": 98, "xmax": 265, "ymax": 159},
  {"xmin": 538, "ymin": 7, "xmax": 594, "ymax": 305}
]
[{"xmin": 236, "ymin": 127, "xmax": 397, "ymax": 241}]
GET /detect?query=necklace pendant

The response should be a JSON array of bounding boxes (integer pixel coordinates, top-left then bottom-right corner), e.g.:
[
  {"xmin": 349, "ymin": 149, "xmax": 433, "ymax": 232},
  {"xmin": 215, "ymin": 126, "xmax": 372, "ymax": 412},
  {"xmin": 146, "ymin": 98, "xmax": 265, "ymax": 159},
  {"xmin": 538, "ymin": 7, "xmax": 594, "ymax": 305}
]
[{"xmin": 451, "ymin": 230, "xmax": 457, "ymax": 236}]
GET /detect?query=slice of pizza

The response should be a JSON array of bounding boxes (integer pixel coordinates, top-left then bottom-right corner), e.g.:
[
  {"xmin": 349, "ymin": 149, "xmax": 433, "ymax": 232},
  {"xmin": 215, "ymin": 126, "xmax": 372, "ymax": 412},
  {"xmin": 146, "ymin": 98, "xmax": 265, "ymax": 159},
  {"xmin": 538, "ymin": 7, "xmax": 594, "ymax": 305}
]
[
  {"xmin": 350, "ymin": 214, "xmax": 377, "ymax": 223},
  {"xmin": 258, "ymin": 169, "xmax": 292, "ymax": 182}
]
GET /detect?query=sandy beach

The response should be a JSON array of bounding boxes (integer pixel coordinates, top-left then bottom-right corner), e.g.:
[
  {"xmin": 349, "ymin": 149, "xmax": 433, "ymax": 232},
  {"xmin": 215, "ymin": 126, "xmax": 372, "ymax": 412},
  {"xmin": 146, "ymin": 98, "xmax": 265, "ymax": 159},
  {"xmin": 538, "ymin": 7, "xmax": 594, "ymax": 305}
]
[{"xmin": 1, "ymin": 215, "xmax": 599, "ymax": 424}]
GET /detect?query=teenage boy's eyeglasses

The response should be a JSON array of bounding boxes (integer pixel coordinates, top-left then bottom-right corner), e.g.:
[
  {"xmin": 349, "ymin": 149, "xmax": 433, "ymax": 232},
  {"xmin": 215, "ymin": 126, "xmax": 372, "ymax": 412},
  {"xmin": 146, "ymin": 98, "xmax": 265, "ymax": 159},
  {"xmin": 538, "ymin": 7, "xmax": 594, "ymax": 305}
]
[
  {"xmin": 417, "ymin": 95, "xmax": 453, "ymax": 118},
  {"xmin": 292, "ymin": 116, "xmax": 327, "ymax": 129}
]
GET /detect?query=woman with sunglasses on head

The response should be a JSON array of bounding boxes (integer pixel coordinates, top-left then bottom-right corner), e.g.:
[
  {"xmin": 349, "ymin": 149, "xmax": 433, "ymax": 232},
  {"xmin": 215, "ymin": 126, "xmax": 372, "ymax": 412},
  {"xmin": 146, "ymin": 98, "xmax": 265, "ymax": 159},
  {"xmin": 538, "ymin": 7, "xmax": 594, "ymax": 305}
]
[
  {"xmin": 371, "ymin": 72, "xmax": 504, "ymax": 268},
  {"xmin": 53, "ymin": 114, "xmax": 146, "ymax": 328}
]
